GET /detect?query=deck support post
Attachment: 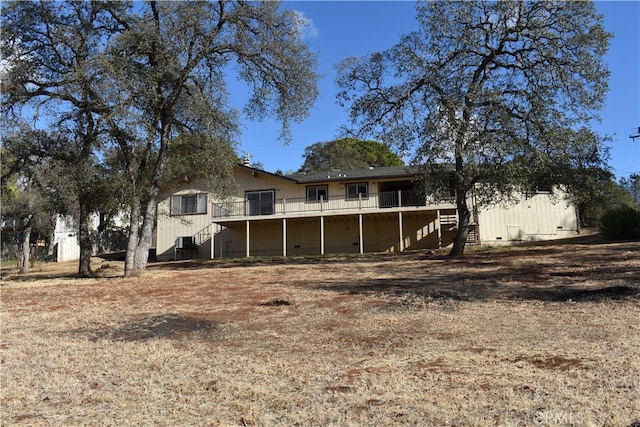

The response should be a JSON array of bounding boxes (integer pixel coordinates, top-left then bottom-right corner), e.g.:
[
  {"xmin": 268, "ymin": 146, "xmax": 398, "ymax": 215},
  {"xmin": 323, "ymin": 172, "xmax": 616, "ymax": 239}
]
[
  {"xmin": 210, "ymin": 224, "xmax": 215, "ymax": 260},
  {"xmin": 282, "ymin": 218, "xmax": 287, "ymax": 257},
  {"xmin": 436, "ymin": 210, "xmax": 442, "ymax": 249},
  {"xmin": 398, "ymin": 211, "xmax": 404, "ymax": 252},
  {"xmin": 246, "ymin": 220, "xmax": 250, "ymax": 257},
  {"xmin": 320, "ymin": 216, "xmax": 325, "ymax": 255},
  {"xmin": 358, "ymin": 214, "xmax": 364, "ymax": 254}
]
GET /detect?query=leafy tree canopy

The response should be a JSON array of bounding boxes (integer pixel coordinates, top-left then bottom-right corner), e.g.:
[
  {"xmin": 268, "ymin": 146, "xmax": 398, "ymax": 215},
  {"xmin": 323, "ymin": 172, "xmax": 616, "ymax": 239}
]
[
  {"xmin": 619, "ymin": 174, "xmax": 640, "ymax": 208},
  {"xmin": 2, "ymin": 0, "xmax": 319, "ymax": 276},
  {"xmin": 337, "ymin": 1, "xmax": 611, "ymax": 255},
  {"xmin": 299, "ymin": 138, "xmax": 403, "ymax": 173}
]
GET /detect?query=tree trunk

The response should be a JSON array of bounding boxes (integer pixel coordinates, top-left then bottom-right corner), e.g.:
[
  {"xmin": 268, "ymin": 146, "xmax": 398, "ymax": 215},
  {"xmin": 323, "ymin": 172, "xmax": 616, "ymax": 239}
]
[
  {"xmin": 449, "ymin": 186, "xmax": 471, "ymax": 257},
  {"xmin": 124, "ymin": 127, "xmax": 170, "ymax": 277},
  {"xmin": 449, "ymin": 148, "xmax": 472, "ymax": 257},
  {"xmin": 78, "ymin": 199, "xmax": 94, "ymax": 276},
  {"xmin": 47, "ymin": 215, "xmax": 56, "ymax": 258},
  {"xmin": 124, "ymin": 199, "xmax": 141, "ymax": 277},
  {"xmin": 124, "ymin": 171, "xmax": 163, "ymax": 277},
  {"xmin": 18, "ymin": 218, "xmax": 33, "ymax": 274},
  {"xmin": 449, "ymin": 152, "xmax": 471, "ymax": 257},
  {"xmin": 126, "ymin": 197, "xmax": 158, "ymax": 277}
]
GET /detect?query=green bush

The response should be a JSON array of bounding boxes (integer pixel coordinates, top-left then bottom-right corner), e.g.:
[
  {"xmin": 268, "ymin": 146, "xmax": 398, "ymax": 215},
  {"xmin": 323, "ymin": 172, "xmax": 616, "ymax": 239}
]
[{"xmin": 599, "ymin": 205, "xmax": 640, "ymax": 241}]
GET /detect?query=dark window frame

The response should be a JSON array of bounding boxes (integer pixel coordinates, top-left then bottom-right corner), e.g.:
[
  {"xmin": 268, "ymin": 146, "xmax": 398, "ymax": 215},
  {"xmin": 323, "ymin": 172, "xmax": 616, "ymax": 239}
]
[
  {"xmin": 345, "ymin": 182, "xmax": 368, "ymax": 199},
  {"xmin": 171, "ymin": 193, "xmax": 208, "ymax": 216},
  {"xmin": 306, "ymin": 185, "xmax": 328, "ymax": 202},
  {"xmin": 245, "ymin": 189, "xmax": 275, "ymax": 216}
]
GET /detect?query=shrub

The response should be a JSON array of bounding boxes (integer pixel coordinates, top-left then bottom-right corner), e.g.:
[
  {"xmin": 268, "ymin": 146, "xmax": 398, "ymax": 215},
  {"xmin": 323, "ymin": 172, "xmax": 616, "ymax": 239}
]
[{"xmin": 599, "ymin": 205, "xmax": 640, "ymax": 241}]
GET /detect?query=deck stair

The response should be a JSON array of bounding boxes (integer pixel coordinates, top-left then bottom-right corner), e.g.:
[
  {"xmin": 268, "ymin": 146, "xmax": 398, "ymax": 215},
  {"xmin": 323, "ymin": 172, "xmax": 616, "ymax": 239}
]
[
  {"xmin": 193, "ymin": 224, "xmax": 212, "ymax": 246},
  {"xmin": 466, "ymin": 224, "xmax": 480, "ymax": 244},
  {"xmin": 439, "ymin": 214, "xmax": 458, "ymax": 225}
]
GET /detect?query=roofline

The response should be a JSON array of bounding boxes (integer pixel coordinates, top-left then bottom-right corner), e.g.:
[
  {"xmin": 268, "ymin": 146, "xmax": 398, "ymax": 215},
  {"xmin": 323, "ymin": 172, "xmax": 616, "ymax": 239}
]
[
  {"xmin": 286, "ymin": 164, "xmax": 455, "ymax": 184},
  {"xmin": 290, "ymin": 170, "xmax": 418, "ymax": 184},
  {"xmin": 235, "ymin": 164, "xmax": 298, "ymax": 183},
  {"xmin": 161, "ymin": 163, "xmax": 455, "ymax": 193}
]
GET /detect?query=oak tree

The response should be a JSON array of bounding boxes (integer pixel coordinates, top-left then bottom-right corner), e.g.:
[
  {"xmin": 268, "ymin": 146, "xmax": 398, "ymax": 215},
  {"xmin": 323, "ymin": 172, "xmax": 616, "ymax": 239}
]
[
  {"xmin": 337, "ymin": 1, "xmax": 611, "ymax": 255},
  {"xmin": 3, "ymin": 1, "xmax": 318, "ymax": 276},
  {"xmin": 105, "ymin": 1, "xmax": 318, "ymax": 276},
  {"xmin": 1, "ymin": 1, "xmax": 128, "ymax": 275},
  {"xmin": 299, "ymin": 138, "xmax": 403, "ymax": 173}
]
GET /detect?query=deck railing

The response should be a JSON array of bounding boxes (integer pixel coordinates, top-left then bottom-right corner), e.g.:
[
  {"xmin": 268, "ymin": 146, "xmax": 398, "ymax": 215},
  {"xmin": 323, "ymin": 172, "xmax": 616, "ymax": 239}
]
[{"xmin": 212, "ymin": 190, "xmax": 453, "ymax": 219}]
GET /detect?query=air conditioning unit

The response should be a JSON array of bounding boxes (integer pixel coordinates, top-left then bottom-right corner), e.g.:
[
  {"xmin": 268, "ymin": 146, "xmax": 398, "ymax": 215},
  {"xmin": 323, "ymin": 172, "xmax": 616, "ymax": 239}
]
[{"xmin": 175, "ymin": 236, "xmax": 196, "ymax": 249}]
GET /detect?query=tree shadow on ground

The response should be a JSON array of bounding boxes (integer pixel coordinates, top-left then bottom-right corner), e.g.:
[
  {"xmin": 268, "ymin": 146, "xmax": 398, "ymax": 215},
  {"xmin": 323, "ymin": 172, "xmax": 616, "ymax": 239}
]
[
  {"xmin": 295, "ymin": 241, "xmax": 640, "ymax": 304},
  {"xmin": 318, "ymin": 279, "xmax": 640, "ymax": 304},
  {"xmin": 146, "ymin": 251, "xmax": 444, "ymax": 271},
  {"xmin": 302, "ymin": 274, "xmax": 640, "ymax": 304},
  {"xmin": 2, "ymin": 267, "xmax": 123, "ymax": 283}
]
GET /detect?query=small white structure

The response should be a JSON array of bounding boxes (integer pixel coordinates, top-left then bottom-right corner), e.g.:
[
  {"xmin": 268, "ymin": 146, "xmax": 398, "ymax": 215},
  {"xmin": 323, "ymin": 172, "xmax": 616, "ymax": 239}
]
[
  {"xmin": 52, "ymin": 216, "xmax": 92, "ymax": 262},
  {"xmin": 53, "ymin": 213, "xmax": 129, "ymax": 262}
]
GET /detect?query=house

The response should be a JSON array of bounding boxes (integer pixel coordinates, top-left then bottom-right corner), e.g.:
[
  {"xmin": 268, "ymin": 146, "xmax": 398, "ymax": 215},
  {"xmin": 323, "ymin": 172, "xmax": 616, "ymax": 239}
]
[{"xmin": 155, "ymin": 164, "xmax": 579, "ymax": 261}]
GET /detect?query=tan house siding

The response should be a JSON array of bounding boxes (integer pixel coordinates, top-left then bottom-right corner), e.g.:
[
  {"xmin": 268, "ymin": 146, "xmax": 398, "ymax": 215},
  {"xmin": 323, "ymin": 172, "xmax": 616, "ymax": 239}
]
[
  {"xmin": 156, "ymin": 165, "xmax": 578, "ymax": 261},
  {"xmin": 478, "ymin": 191, "xmax": 578, "ymax": 244},
  {"xmin": 156, "ymin": 184, "xmax": 215, "ymax": 260}
]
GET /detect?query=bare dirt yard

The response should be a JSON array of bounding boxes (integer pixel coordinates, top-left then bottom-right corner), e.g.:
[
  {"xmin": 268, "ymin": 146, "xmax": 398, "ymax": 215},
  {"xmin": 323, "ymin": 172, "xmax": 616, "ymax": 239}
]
[{"xmin": 1, "ymin": 236, "xmax": 639, "ymax": 426}]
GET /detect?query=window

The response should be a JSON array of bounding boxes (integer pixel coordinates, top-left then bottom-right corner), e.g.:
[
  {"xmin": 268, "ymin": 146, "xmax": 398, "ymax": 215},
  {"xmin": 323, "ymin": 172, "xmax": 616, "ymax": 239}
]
[
  {"xmin": 171, "ymin": 193, "xmax": 207, "ymax": 215},
  {"xmin": 306, "ymin": 185, "xmax": 328, "ymax": 202},
  {"xmin": 246, "ymin": 190, "xmax": 275, "ymax": 215},
  {"xmin": 346, "ymin": 183, "xmax": 368, "ymax": 199}
]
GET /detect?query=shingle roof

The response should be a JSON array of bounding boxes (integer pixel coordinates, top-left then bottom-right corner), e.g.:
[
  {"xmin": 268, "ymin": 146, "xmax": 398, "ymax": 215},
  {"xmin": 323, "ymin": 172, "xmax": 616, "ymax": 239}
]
[{"xmin": 286, "ymin": 165, "xmax": 455, "ymax": 183}]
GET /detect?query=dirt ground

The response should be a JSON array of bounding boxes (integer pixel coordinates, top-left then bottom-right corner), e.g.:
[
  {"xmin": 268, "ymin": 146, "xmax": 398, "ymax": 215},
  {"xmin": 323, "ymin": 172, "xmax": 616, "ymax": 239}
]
[{"xmin": 1, "ymin": 237, "xmax": 639, "ymax": 426}]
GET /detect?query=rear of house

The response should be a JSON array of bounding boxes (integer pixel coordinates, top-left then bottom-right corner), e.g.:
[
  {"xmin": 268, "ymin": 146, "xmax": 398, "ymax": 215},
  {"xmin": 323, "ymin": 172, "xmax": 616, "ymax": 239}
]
[{"xmin": 155, "ymin": 165, "xmax": 578, "ymax": 261}]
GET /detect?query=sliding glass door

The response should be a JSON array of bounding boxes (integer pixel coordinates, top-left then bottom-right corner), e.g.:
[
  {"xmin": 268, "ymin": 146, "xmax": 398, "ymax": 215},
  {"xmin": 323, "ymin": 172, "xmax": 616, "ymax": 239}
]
[{"xmin": 246, "ymin": 190, "xmax": 275, "ymax": 216}]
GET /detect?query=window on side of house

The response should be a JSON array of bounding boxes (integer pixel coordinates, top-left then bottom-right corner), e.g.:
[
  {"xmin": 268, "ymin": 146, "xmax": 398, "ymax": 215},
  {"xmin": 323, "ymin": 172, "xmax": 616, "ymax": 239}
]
[
  {"xmin": 525, "ymin": 178, "xmax": 553, "ymax": 198},
  {"xmin": 346, "ymin": 182, "xmax": 368, "ymax": 199},
  {"xmin": 171, "ymin": 193, "xmax": 207, "ymax": 215},
  {"xmin": 306, "ymin": 185, "xmax": 328, "ymax": 202}
]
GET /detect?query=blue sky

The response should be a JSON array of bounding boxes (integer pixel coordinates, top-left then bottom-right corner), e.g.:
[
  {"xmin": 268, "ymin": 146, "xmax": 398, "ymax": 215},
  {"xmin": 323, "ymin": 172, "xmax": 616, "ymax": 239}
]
[{"xmin": 232, "ymin": 1, "xmax": 640, "ymax": 179}]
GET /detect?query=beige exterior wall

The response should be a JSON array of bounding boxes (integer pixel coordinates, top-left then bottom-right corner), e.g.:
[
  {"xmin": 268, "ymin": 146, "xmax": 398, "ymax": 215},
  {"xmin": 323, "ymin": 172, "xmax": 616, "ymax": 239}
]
[
  {"xmin": 234, "ymin": 167, "xmax": 300, "ymax": 197},
  {"xmin": 224, "ymin": 168, "xmax": 420, "ymax": 216},
  {"xmin": 477, "ymin": 191, "xmax": 578, "ymax": 245},
  {"xmin": 156, "ymin": 183, "xmax": 216, "ymax": 261},
  {"xmin": 156, "ymin": 166, "xmax": 578, "ymax": 261}
]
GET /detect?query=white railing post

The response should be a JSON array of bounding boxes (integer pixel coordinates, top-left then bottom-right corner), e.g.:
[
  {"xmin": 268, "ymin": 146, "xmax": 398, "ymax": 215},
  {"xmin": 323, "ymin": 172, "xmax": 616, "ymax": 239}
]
[
  {"xmin": 320, "ymin": 195, "xmax": 324, "ymax": 212},
  {"xmin": 282, "ymin": 198, "xmax": 286, "ymax": 215},
  {"xmin": 398, "ymin": 190, "xmax": 402, "ymax": 208},
  {"xmin": 358, "ymin": 193, "xmax": 362, "ymax": 210}
]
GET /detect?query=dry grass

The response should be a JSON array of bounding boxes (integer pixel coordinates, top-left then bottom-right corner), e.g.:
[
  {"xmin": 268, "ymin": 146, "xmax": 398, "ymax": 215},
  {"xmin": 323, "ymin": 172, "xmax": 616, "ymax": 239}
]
[{"xmin": 1, "ymin": 238, "xmax": 639, "ymax": 426}]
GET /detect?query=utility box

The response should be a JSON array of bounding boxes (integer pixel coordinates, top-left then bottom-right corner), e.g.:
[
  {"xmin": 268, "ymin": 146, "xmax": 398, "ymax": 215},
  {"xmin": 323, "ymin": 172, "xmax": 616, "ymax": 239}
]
[
  {"xmin": 175, "ymin": 236, "xmax": 196, "ymax": 249},
  {"xmin": 175, "ymin": 236, "xmax": 198, "ymax": 260}
]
